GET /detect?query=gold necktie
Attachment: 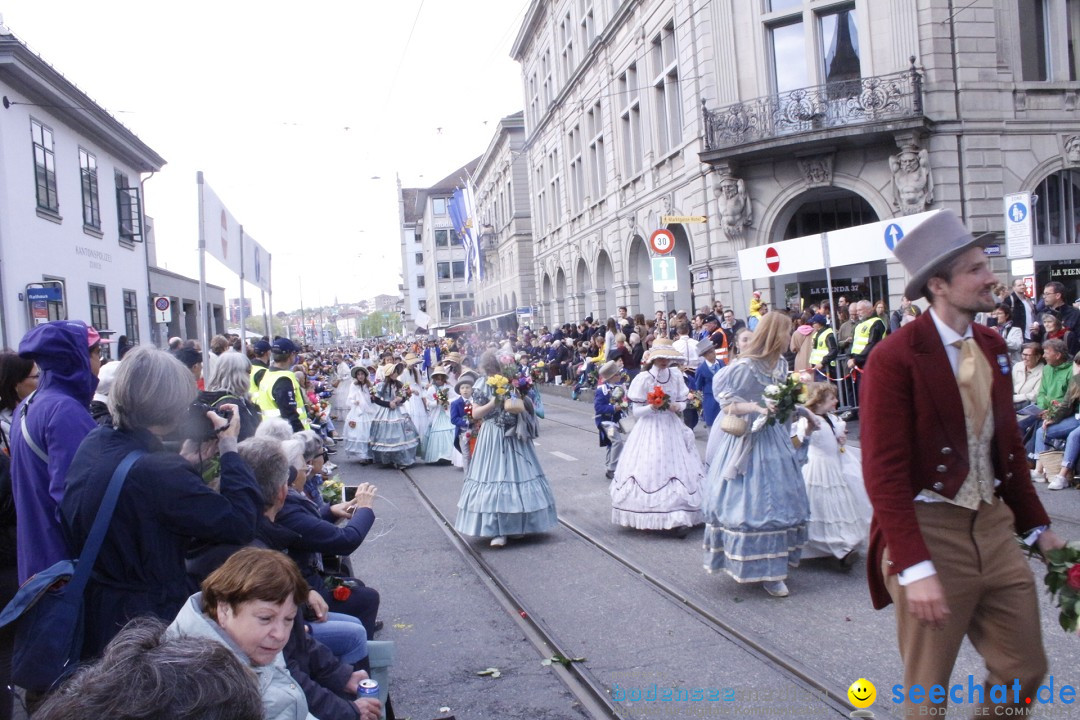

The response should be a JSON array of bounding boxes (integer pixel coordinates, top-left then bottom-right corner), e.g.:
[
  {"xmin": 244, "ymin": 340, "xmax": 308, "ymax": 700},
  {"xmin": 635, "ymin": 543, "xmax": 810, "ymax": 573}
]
[{"xmin": 953, "ymin": 338, "xmax": 991, "ymax": 430}]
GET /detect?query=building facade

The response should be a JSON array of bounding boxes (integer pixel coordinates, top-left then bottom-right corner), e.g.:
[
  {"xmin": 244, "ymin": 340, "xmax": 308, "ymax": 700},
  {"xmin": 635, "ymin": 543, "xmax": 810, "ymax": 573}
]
[
  {"xmin": 513, "ymin": 0, "xmax": 1080, "ymax": 324},
  {"xmin": 398, "ymin": 161, "xmax": 479, "ymax": 333},
  {"xmin": 0, "ymin": 34, "xmax": 165, "ymax": 350},
  {"xmin": 513, "ymin": 0, "xmax": 716, "ymax": 327},
  {"xmin": 472, "ymin": 112, "xmax": 537, "ymax": 326}
]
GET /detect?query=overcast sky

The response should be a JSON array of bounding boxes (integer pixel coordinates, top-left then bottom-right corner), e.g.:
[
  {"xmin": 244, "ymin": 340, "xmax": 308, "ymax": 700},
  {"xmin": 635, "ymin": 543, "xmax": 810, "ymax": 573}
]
[{"xmin": 2, "ymin": 0, "xmax": 528, "ymax": 314}]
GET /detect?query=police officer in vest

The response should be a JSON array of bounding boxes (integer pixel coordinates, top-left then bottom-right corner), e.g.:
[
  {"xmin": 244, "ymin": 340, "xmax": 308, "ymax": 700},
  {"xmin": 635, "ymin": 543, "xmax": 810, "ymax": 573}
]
[
  {"xmin": 808, "ymin": 313, "xmax": 838, "ymax": 381},
  {"xmin": 254, "ymin": 337, "xmax": 309, "ymax": 431},
  {"xmin": 248, "ymin": 339, "xmax": 272, "ymax": 396},
  {"xmin": 846, "ymin": 300, "xmax": 887, "ymax": 407}
]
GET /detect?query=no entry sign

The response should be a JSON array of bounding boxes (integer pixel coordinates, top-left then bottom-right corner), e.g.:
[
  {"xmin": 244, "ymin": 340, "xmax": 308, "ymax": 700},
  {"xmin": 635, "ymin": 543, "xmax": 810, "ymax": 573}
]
[{"xmin": 765, "ymin": 246, "xmax": 780, "ymax": 273}]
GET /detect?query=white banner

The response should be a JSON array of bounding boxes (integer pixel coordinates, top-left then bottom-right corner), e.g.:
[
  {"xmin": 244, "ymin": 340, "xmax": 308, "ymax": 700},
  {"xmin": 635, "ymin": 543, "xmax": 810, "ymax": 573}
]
[
  {"xmin": 738, "ymin": 236, "xmax": 824, "ymax": 280},
  {"xmin": 243, "ymin": 230, "xmax": 272, "ymax": 292},
  {"xmin": 199, "ymin": 176, "xmax": 243, "ymax": 276}
]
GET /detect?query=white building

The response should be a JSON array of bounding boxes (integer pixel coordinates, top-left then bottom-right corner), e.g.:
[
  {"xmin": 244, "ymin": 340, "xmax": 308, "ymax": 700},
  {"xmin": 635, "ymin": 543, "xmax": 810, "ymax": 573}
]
[
  {"xmin": 0, "ymin": 33, "xmax": 165, "ymax": 352},
  {"xmin": 472, "ymin": 111, "xmax": 537, "ymax": 328},
  {"xmin": 398, "ymin": 161, "xmax": 479, "ymax": 333}
]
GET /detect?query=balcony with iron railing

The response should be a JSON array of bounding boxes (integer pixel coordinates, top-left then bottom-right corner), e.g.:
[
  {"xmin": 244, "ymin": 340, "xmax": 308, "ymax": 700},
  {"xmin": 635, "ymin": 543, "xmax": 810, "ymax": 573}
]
[{"xmin": 701, "ymin": 59, "xmax": 925, "ymax": 162}]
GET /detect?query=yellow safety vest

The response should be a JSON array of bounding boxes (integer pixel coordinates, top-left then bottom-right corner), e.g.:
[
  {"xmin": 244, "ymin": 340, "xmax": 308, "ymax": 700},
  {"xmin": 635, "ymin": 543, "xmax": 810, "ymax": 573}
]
[
  {"xmin": 249, "ymin": 365, "xmax": 268, "ymax": 397},
  {"xmin": 808, "ymin": 328, "xmax": 835, "ymax": 366},
  {"xmin": 850, "ymin": 317, "xmax": 884, "ymax": 356},
  {"xmin": 255, "ymin": 368, "xmax": 310, "ymax": 429}
]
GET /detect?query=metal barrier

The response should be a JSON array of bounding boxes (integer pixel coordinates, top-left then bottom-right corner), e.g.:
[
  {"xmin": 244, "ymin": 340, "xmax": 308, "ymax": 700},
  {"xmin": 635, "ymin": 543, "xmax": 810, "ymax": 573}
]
[{"xmin": 804, "ymin": 352, "xmax": 859, "ymax": 414}]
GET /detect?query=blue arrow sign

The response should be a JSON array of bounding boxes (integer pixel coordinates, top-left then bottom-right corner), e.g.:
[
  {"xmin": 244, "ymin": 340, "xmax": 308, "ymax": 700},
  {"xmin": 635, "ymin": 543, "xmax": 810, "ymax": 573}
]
[
  {"xmin": 884, "ymin": 223, "xmax": 904, "ymax": 251},
  {"xmin": 1008, "ymin": 202, "xmax": 1027, "ymax": 223}
]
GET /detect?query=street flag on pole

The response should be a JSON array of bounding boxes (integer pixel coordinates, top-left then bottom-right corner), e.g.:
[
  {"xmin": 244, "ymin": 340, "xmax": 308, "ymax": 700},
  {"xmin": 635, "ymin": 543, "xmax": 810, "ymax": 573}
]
[
  {"xmin": 448, "ymin": 188, "xmax": 473, "ymax": 283},
  {"xmin": 243, "ymin": 230, "xmax": 272, "ymax": 293},
  {"xmin": 465, "ymin": 178, "xmax": 484, "ymax": 281},
  {"xmin": 200, "ymin": 179, "xmax": 244, "ymax": 276}
]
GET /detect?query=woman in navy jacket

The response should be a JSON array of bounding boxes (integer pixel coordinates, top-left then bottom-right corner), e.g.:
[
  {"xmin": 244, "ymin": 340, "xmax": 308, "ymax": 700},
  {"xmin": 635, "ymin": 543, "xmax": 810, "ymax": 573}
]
[
  {"xmin": 61, "ymin": 348, "xmax": 260, "ymax": 659},
  {"xmin": 274, "ymin": 455, "xmax": 381, "ymax": 640}
]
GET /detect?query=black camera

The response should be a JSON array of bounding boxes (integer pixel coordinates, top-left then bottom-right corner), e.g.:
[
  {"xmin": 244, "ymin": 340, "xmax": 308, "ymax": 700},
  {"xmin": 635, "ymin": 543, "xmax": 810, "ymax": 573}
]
[{"xmin": 170, "ymin": 402, "xmax": 233, "ymax": 442}]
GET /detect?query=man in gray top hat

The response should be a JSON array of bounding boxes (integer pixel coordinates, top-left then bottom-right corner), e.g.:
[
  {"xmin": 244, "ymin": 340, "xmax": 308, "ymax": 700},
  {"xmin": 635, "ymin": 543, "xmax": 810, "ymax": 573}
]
[{"xmin": 860, "ymin": 209, "xmax": 1062, "ymax": 715}]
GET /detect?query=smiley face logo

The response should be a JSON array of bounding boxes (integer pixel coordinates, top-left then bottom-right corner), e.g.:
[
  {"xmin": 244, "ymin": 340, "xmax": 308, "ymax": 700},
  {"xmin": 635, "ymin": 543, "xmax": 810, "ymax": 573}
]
[{"xmin": 847, "ymin": 678, "xmax": 876, "ymax": 709}]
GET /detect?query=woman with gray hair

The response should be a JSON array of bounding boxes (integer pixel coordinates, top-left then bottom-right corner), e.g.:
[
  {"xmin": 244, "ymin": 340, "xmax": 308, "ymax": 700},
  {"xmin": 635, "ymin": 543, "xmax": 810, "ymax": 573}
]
[
  {"xmin": 200, "ymin": 350, "xmax": 261, "ymax": 440},
  {"xmin": 59, "ymin": 346, "xmax": 262, "ymax": 658}
]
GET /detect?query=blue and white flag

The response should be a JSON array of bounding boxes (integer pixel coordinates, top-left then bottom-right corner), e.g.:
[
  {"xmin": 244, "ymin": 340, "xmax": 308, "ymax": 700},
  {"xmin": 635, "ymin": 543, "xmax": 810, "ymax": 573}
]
[{"xmin": 449, "ymin": 181, "xmax": 483, "ymax": 284}]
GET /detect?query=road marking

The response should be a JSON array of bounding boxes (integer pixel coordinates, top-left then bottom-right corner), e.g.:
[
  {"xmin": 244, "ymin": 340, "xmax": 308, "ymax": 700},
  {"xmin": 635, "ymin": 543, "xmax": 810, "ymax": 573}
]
[
  {"xmin": 550, "ymin": 451, "xmax": 577, "ymax": 462},
  {"xmin": 533, "ymin": 441, "xmax": 541, "ymax": 446}
]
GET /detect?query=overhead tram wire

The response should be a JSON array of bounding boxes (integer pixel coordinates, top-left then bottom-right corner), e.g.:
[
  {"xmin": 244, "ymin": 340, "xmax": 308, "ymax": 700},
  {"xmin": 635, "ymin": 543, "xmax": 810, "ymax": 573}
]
[{"xmin": 382, "ymin": 0, "xmax": 427, "ymax": 110}]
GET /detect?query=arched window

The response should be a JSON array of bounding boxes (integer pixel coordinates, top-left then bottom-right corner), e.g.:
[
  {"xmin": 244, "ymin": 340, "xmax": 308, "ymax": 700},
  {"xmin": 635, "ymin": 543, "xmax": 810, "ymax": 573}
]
[{"xmin": 1033, "ymin": 169, "xmax": 1080, "ymax": 245}]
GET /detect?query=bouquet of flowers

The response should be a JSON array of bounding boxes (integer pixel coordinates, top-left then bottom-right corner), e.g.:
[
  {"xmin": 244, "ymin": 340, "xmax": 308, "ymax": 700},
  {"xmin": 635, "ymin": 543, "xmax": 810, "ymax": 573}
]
[
  {"xmin": 755, "ymin": 374, "xmax": 806, "ymax": 427},
  {"xmin": 585, "ymin": 366, "xmax": 599, "ymax": 389},
  {"xmin": 530, "ymin": 361, "xmax": 546, "ymax": 382},
  {"xmin": 687, "ymin": 391, "xmax": 703, "ymax": 412},
  {"xmin": 434, "ymin": 387, "xmax": 449, "ymax": 410},
  {"xmin": 1043, "ymin": 543, "xmax": 1080, "ymax": 632},
  {"xmin": 464, "ymin": 401, "xmax": 479, "ymax": 454},
  {"xmin": 511, "ymin": 371, "xmax": 533, "ymax": 395},
  {"xmin": 646, "ymin": 385, "xmax": 670, "ymax": 411},
  {"xmin": 396, "ymin": 385, "xmax": 413, "ymax": 403},
  {"xmin": 320, "ymin": 479, "xmax": 345, "ymax": 505},
  {"xmin": 611, "ymin": 385, "xmax": 629, "ymax": 413},
  {"xmin": 486, "ymin": 374, "xmax": 511, "ymax": 398}
]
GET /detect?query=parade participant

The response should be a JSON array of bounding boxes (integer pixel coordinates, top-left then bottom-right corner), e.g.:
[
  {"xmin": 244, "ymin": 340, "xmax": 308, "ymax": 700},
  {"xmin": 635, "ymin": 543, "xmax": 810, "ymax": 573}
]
[
  {"xmin": 694, "ymin": 338, "xmax": 722, "ymax": 429},
  {"xmin": 593, "ymin": 361, "xmax": 628, "ymax": 481},
  {"xmin": 449, "ymin": 371, "xmax": 478, "ymax": 473},
  {"xmin": 610, "ymin": 339, "xmax": 704, "ymax": 531},
  {"xmin": 368, "ymin": 362, "xmax": 419, "ymax": 469},
  {"xmin": 808, "ymin": 314, "xmax": 838, "ymax": 381},
  {"xmin": 10, "ymin": 320, "xmax": 102, "ymax": 584},
  {"xmin": 168, "ymin": 549, "xmax": 313, "ymax": 720},
  {"xmin": 343, "ymin": 366, "xmax": 375, "ymax": 463},
  {"xmin": 703, "ymin": 312, "xmax": 810, "ymax": 597},
  {"xmin": 793, "ymin": 383, "xmax": 870, "ymax": 568},
  {"xmin": 421, "ymin": 366, "xmax": 456, "ymax": 464},
  {"xmin": 401, "ymin": 354, "xmax": 429, "ymax": 444},
  {"xmin": 254, "ymin": 338, "xmax": 309, "ymax": 432},
  {"xmin": 454, "ymin": 351, "xmax": 557, "ymax": 548},
  {"xmin": 860, "ymin": 209, "xmax": 1061, "ymax": 716}
]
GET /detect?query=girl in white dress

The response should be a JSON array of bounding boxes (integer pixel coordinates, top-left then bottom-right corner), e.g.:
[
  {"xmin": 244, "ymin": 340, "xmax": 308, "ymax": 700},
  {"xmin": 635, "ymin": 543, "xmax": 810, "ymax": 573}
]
[
  {"xmin": 610, "ymin": 338, "xmax": 704, "ymax": 530},
  {"xmin": 343, "ymin": 366, "xmax": 375, "ymax": 463},
  {"xmin": 421, "ymin": 366, "xmax": 457, "ymax": 464},
  {"xmin": 401, "ymin": 355, "xmax": 430, "ymax": 446},
  {"xmin": 792, "ymin": 382, "xmax": 871, "ymax": 567}
]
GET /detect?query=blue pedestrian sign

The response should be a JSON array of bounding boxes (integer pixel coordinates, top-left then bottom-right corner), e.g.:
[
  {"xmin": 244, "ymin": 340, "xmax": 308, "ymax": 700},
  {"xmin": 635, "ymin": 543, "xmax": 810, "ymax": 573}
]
[
  {"xmin": 1004, "ymin": 192, "xmax": 1033, "ymax": 259},
  {"xmin": 1008, "ymin": 202, "xmax": 1027, "ymax": 223},
  {"xmin": 884, "ymin": 223, "xmax": 904, "ymax": 251}
]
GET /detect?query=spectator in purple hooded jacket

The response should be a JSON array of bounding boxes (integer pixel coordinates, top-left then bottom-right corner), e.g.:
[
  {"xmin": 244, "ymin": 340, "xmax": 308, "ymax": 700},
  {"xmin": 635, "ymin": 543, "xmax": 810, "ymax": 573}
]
[{"xmin": 10, "ymin": 320, "xmax": 102, "ymax": 583}]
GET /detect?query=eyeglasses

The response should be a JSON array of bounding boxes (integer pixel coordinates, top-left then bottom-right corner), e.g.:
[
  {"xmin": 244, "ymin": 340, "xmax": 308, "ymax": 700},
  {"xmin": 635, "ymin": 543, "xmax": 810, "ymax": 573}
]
[{"xmin": 26, "ymin": 374, "xmax": 39, "ymax": 379}]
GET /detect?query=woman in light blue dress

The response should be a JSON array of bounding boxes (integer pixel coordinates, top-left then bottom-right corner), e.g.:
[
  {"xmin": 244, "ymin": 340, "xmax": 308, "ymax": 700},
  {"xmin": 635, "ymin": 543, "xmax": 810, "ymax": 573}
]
[
  {"xmin": 368, "ymin": 362, "xmax": 420, "ymax": 469},
  {"xmin": 702, "ymin": 311, "xmax": 811, "ymax": 598},
  {"xmin": 454, "ymin": 350, "xmax": 558, "ymax": 547},
  {"xmin": 421, "ymin": 366, "xmax": 456, "ymax": 464}
]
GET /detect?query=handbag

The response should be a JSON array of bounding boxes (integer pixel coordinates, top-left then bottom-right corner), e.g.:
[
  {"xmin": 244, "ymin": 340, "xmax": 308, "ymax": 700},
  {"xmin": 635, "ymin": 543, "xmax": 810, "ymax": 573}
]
[
  {"xmin": 719, "ymin": 408, "xmax": 748, "ymax": 437},
  {"xmin": 0, "ymin": 449, "xmax": 144, "ymax": 693}
]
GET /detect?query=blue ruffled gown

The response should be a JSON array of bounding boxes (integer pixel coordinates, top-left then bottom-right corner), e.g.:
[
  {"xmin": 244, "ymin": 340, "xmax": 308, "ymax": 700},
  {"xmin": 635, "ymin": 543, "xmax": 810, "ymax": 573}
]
[
  {"xmin": 368, "ymin": 379, "xmax": 420, "ymax": 467},
  {"xmin": 702, "ymin": 357, "xmax": 810, "ymax": 583},
  {"xmin": 454, "ymin": 377, "xmax": 558, "ymax": 538},
  {"xmin": 421, "ymin": 385, "xmax": 456, "ymax": 464}
]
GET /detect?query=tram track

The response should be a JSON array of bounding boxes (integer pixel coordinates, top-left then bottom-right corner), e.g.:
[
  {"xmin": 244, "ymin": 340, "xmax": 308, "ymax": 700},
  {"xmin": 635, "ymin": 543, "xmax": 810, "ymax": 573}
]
[{"xmin": 394, "ymin": 399, "xmax": 860, "ymax": 719}]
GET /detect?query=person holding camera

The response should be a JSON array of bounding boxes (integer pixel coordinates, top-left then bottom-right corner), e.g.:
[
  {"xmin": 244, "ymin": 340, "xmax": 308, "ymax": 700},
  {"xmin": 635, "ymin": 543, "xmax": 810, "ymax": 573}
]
[{"xmin": 60, "ymin": 347, "xmax": 262, "ymax": 659}]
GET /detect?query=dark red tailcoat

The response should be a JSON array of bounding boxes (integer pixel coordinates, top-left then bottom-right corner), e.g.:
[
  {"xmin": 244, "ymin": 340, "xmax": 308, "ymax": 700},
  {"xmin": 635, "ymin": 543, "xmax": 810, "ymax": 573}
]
[{"xmin": 860, "ymin": 311, "xmax": 1049, "ymax": 609}]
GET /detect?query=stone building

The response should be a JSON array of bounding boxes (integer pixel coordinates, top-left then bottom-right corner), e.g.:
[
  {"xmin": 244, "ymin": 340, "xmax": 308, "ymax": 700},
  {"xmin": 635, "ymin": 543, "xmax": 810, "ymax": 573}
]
[
  {"xmin": 472, "ymin": 111, "xmax": 537, "ymax": 328},
  {"xmin": 512, "ymin": 0, "xmax": 715, "ymax": 327},
  {"xmin": 513, "ymin": 0, "xmax": 1080, "ymax": 323}
]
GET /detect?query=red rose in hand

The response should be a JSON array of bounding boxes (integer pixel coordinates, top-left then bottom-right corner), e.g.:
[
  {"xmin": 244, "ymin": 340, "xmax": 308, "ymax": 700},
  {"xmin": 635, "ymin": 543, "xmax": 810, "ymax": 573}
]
[
  {"xmin": 332, "ymin": 585, "xmax": 352, "ymax": 602},
  {"xmin": 1067, "ymin": 564, "xmax": 1080, "ymax": 591}
]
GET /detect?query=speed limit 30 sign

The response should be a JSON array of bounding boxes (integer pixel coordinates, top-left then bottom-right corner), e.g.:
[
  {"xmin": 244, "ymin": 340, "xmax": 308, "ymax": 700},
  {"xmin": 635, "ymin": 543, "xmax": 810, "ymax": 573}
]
[{"xmin": 650, "ymin": 229, "xmax": 675, "ymax": 255}]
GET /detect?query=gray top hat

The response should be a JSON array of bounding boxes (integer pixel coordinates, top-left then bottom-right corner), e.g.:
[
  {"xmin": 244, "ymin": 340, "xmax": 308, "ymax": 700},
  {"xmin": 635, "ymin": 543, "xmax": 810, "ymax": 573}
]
[
  {"xmin": 454, "ymin": 370, "xmax": 479, "ymax": 394},
  {"xmin": 598, "ymin": 360, "xmax": 621, "ymax": 380},
  {"xmin": 695, "ymin": 337, "xmax": 715, "ymax": 356},
  {"xmin": 893, "ymin": 209, "xmax": 993, "ymax": 300}
]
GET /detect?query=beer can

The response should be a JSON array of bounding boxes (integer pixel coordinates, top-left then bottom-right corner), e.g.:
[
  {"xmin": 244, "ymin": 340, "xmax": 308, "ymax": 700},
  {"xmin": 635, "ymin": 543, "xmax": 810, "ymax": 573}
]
[{"xmin": 358, "ymin": 677, "xmax": 379, "ymax": 699}]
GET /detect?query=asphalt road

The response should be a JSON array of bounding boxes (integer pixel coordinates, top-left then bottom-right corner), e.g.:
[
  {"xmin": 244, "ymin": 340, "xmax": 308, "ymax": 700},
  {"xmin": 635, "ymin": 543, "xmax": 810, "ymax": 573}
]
[{"xmin": 341, "ymin": 392, "xmax": 1080, "ymax": 720}]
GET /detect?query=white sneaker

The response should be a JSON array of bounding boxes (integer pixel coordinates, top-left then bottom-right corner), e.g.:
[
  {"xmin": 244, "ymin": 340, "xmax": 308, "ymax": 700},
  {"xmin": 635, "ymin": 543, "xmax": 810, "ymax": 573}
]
[
  {"xmin": 1031, "ymin": 472, "xmax": 1047, "ymax": 483},
  {"xmin": 1048, "ymin": 475, "xmax": 1071, "ymax": 491},
  {"xmin": 489, "ymin": 536, "xmax": 508, "ymax": 548}
]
